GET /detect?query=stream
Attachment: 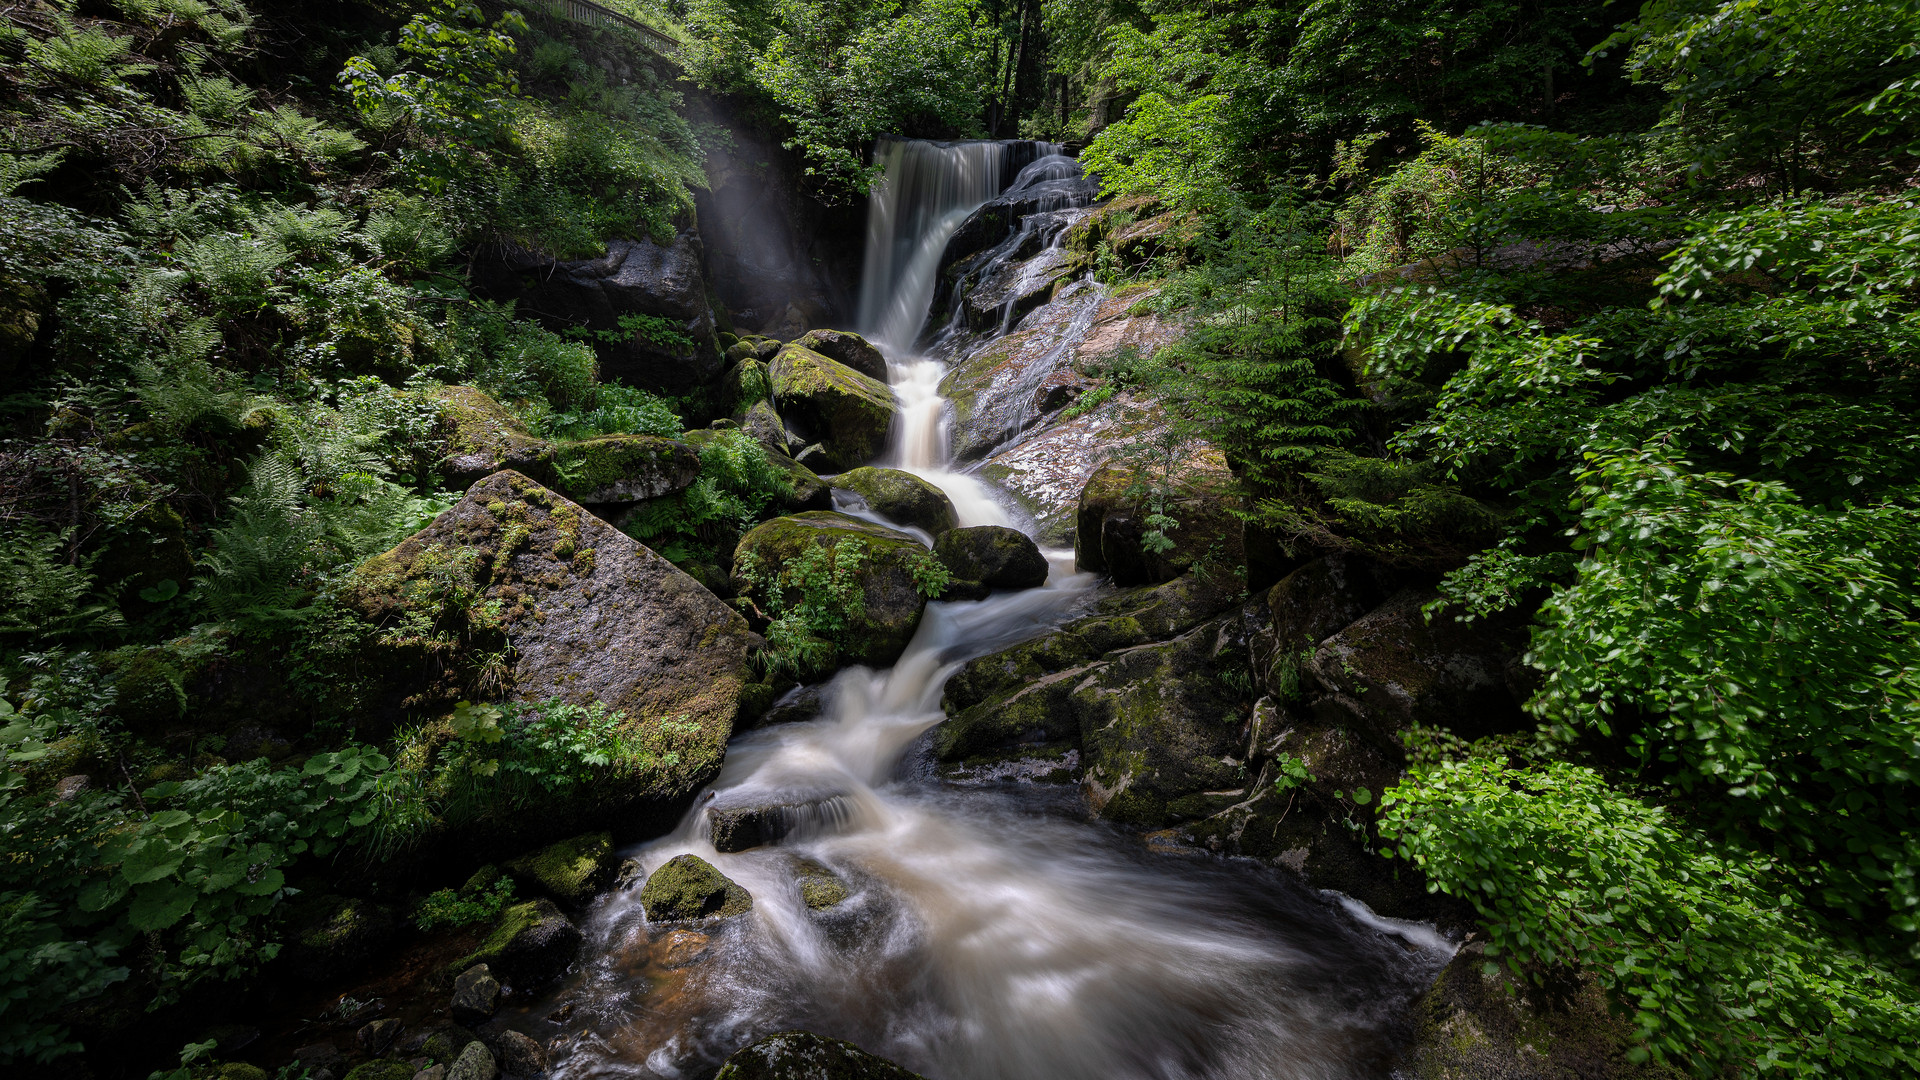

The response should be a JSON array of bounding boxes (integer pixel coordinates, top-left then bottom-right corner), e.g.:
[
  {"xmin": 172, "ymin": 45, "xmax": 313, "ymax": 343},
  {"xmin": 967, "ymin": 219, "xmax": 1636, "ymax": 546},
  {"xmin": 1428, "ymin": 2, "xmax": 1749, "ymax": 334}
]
[{"xmin": 517, "ymin": 140, "xmax": 1452, "ymax": 1080}]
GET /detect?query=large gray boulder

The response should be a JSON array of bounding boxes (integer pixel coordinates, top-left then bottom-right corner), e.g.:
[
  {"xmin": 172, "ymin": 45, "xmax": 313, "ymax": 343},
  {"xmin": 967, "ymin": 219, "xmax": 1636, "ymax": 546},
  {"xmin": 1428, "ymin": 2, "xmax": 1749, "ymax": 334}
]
[
  {"xmin": 341, "ymin": 472, "xmax": 753, "ymax": 833},
  {"xmin": 474, "ymin": 230, "xmax": 722, "ymax": 394}
]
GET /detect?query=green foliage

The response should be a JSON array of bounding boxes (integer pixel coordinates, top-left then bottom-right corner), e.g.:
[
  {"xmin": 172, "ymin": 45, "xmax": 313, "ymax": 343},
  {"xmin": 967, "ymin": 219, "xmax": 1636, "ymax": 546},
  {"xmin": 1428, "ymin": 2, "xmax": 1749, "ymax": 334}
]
[
  {"xmin": 1082, "ymin": 92, "xmax": 1230, "ymax": 211},
  {"xmin": 619, "ymin": 429, "xmax": 792, "ymax": 561},
  {"xmin": 1380, "ymin": 756, "xmax": 1920, "ymax": 1077},
  {"xmin": 341, "ymin": 3, "xmax": 529, "ymax": 193},
  {"xmin": 541, "ymin": 383, "xmax": 682, "ymax": 441},
  {"xmin": 1270, "ymin": 753, "xmax": 1314, "ymax": 794},
  {"xmin": 413, "ymin": 873, "xmax": 513, "ymax": 931},
  {"xmin": 438, "ymin": 698, "xmax": 653, "ymax": 819},
  {"xmin": 0, "ymin": 527, "xmax": 125, "ymax": 640},
  {"xmin": 737, "ymin": 541, "xmax": 868, "ymax": 678}
]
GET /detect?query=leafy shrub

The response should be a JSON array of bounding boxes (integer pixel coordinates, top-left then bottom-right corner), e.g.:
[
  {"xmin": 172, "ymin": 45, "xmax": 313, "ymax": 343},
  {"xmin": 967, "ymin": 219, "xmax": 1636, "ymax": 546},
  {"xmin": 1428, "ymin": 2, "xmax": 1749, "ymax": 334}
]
[
  {"xmin": 738, "ymin": 541, "xmax": 869, "ymax": 678},
  {"xmin": 1379, "ymin": 756, "xmax": 1920, "ymax": 1077},
  {"xmin": 413, "ymin": 872, "xmax": 513, "ymax": 931},
  {"xmin": 436, "ymin": 698, "xmax": 652, "ymax": 820},
  {"xmin": 540, "ymin": 382, "xmax": 682, "ymax": 441},
  {"xmin": 618, "ymin": 429, "xmax": 791, "ymax": 562}
]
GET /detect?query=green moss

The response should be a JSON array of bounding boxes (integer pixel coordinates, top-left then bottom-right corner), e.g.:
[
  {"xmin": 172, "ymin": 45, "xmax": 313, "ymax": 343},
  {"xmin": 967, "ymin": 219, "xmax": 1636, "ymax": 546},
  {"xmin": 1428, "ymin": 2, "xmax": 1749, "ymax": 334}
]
[
  {"xmin": 505, "ymin": 831, "xmax": 615, "ymax": 905},
  {"xmin": 797, "ymin": 861, "xmax": 850, "ymax": 910},
  {"xmin": 638, "ymin": 854, "xmax": 753, "ymax": 921},
  {"xmin": 833, "ymin": 467, "xmax": 958, "ymax": 535},
  {"xmin": 767, "ymin": 345, "xmax": 894, "ymax": 472},
  {"xmin": 342, "ymin": 1061, "xmax": 414, "ymax": 1080}
]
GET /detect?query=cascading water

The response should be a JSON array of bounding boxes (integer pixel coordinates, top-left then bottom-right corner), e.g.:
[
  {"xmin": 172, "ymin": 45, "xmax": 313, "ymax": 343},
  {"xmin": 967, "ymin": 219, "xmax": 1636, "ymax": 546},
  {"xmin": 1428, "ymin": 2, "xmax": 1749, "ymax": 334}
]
[{"xmin": 519, "ymin": 140, "xmax": 1450, "ymax": 1080}]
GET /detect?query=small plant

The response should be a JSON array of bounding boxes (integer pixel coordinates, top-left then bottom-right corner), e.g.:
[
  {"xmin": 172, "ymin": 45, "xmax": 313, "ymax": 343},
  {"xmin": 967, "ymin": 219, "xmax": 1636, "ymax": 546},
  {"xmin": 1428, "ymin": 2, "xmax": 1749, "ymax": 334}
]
[
  {"xmin": 1271, "ymin": 753, "xmax": 1316, "ymax": 794},
  {"xmin": 738, "ymin": 541, "xmax": 870, "ymax": 678},
  {"xmin": 413, "ymin": 874, "xmax": 513, "ymax": 931}
]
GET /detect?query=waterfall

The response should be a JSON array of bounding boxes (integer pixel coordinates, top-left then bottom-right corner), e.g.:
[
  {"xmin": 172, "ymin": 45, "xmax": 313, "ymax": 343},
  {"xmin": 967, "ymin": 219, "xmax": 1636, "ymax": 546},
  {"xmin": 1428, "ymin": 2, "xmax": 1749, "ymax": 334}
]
[{"xmin": 856, "ymin": 138, "xmax": 1060, "ymax": 354}]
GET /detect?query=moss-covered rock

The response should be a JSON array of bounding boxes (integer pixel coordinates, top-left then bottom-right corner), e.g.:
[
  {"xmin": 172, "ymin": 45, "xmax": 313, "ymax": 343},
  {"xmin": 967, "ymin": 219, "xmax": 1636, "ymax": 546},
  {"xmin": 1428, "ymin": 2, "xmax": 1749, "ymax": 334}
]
[
  {"xmin": 96, "ymin": 502, "xmax": 195, "ymax": 617},
  {"xmin": 933, "ymin": 525, "xmax": 1047, "ymax": 590},
  {"xmin": 733, "ymin": 512, "xmax": 937, "ymax": 669},
  {"xmin": 714, "ymin": 1031, "xmax": 925, "ymax": 1080},
  {"xmin": 504, "ymin": 831, "xmax": 618, "ymax": 906},
  {"xmin": 0, "ymin": 274, "xmax": 49, "ymax": 384},
  {"xmin": 1397, "ymin": 942, "xmax": 1688, "ymax": 1080},
  {"xmin": 105, "ymin": 645, "xmax": 187, "ymax": 732},
  {"xmin": 737, "ymin": 398, "xmax": 794, "ymax": 456},
  {"xmin": 832, "ymin": 467, "xmax": 957, "ymax": 536},
  {"xmin": 796, "ymin": 860, "xmax": 850, "ymax": 910},
  {"xmin": 1306, "ymin": 588, "xmax": 1530, "ymax": 752},
  {"xmin": 1074, "ymin": 447, "xmax": 1244, "ymax": 585},
  {"xmin": 341, "ymin": 472, "xmax": 753, "ymax": 836},
  {"xmin": 447, "ymin": 1039, "xmax": 497, "ymax": 1080},
  {"xmin": 342, "ymin": 1060, "xmax": 414, "ymax": 1080},
  {"xmin": 452, "ymin": 898, "xmax": 582, "ymax": 989},
  {"xmin": 280, "ymin": 895, "xmax": 399, "ymax": 981},
  {"xmin": 1249, "ymin": 554, "xmax": 1397, "ymax": 700},
  {"xmin": 722, "ymin": 357, "xmax": 774, "ymax": 414},
  {"xmin": 795, "ymin": 328, "xmax": 887, "ymax": 382},
  {"xmin": 639, "ymin": 854, "xmax": 752, "ymax": 921},
  {"xmin": 429, "ymin": 385, "xmax": 555, "ymax": 487},
  {"xmin": 1074, "ymin": 615, "xmax": 1252, "ymax": 827},
  {"xmin": 768, "ymin": 344, "xmax": 894, "ymax": 472},
  {"xmin": 725, "ymin": 335, "xmax": 783, "ymax": 365},
  {"xmin": 549, "ymin": 434, "xmax": 701, "ymax": 505}
]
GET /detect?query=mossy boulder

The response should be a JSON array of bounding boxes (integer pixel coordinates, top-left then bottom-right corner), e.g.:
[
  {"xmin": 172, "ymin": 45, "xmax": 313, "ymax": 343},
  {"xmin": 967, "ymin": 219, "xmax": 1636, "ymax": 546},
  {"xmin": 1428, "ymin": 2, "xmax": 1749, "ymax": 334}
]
[
  {"xmin": 795, "ymin": 328, "xmax": 887, "ymax": 382},
  {"xmin": 768, "ymin": 344, "xmax": 895, "ymax": 472},
  {"xmin": 725, "ymin": 335, "xmax": 782, "ymax": 365},
  {"xmin": 1074, "ymin": 615, "xmax": 1252, "ymax": 827},
  {"xmin": 430, "ymin": 385, "xmax": 554, "ymax": 487},
  {"xmin": 280, "ymin": 895, "xmax": 399, "ymax": 981},
  {"xmin": 933, "ymin": 525, "xmax": 1047, "ymax": 590},
  {"xmin": 1250, "ymin": 554, "xmax": 1398, "ymax": 700},
  {"xmin": 639, "ymin": 854, "xmax": 753, "ymax": 921},
  {"xmin": 1306, "ymin": 588, "xmax": 1530, "ymax": 752},
  {"xmin": 504, "ymin": 831, "xmax": 618, "ymax": 906},
  {"xmin": 341, "ymin": 472, "xmax": 753, "ymax": 836},
  {"xmin": 452, "ymin": 898, "xmax": 582, "ymax": 989},
  {"xmin": 549, "ymin": 435, "xmax": 701, "ymax": 505},
  {"xmin": 1074, "ymin": 447, "xmax": 1243, "ymax": 585},
  {"xmin": 1397, "ymin": 942, "xmax": 1688, "ymax": 1080},
  {"xmin": 105, "ymin": 646, "xmax": 187, "ymax": 732},
  {"xmin": 341, "ymin": 1062, "xmax": 413, "ymax": 1080},
  {"xmin": 714, "ymin": 1031, "xmax": 925, "ymax": 1080},
  {"xmin": 447, "ymin": 1040, "xmax": 497, "ymax": 1080},
  {"xmin": 832, "ymin": 467, "xmax": 957, "ymax": 536},
  {"xmin": 732, "ymin": 512, "xmax": 938, "ymax": 668},
  {"xmin": 738, "ymin": 398, "xmax": 795, "ymax": 456},
  {"xmin": 722, "ymin": 357, "xmax": 774, "ymax": 413}
]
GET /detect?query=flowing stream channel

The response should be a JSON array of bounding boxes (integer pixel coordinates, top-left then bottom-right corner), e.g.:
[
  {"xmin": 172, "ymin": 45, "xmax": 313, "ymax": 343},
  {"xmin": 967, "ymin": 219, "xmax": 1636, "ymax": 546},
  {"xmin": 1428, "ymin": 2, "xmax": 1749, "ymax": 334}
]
[{"xmin": 519, "ymin": 140, "xmax": 1453, "ymax": 1080}]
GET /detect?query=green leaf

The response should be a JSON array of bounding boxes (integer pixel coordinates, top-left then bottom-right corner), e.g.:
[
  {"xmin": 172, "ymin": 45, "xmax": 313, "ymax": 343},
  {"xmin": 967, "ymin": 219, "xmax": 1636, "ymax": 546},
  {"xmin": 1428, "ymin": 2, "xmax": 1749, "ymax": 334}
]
[
  {"xmin": 120, "ymin": 839, "xmax": 186, "ymax": 885},
  {"xmin": 127, "ymin": 882, "xmax": 199, "ymax": 931}
]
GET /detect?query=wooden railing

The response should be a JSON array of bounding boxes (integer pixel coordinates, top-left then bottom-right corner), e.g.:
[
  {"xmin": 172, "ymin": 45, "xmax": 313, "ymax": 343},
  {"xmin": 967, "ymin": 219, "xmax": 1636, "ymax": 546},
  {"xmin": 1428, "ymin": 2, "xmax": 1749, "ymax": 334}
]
[{"xmin": 540, "ymin": 0, "xmax": 681, "ymax": 56}]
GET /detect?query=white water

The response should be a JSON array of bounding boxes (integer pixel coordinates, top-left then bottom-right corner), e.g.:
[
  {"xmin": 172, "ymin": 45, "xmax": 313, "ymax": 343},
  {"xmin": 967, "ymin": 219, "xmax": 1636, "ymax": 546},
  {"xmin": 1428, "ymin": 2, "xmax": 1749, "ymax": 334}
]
[{"xmin": 526, "ymin": 140, "xmax": 1447, "ymax": 1080}]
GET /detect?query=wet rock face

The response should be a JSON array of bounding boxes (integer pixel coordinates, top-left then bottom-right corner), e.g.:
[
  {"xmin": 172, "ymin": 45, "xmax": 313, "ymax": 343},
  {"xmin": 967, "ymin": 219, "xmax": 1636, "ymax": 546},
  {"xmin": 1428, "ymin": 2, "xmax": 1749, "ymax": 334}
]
[
  {"xmin": 1074, "ymin": 449, "xmax": 1245, "ymax": 586},
  {"xmin": 342, "ymin": 472, "xmax": 752, "ymax": 831},
  {"xmin": 455, "ymin": 898, "xmax": 583, "ymax": 989},
  {"xmin": 1306, "ymin": 588, "xmax": 1531, "ymax": 750},
  {"xmin": 714, "ymin": 1031, "xmax": 926, "ymax": 1080},
  {"xmin": 1248, "ymin": 555, "xmax": 1399, "ymax": 699},
  {"xmin": 1399, "ymin": 942, "xmax": 1688, "ymax": 1080},
  {"xmin": 768, "ymin": 344, "xmax": 896, "ymax": 472},
  {"xmin": 932, "ymin": 525, "xmax": 1047, "ymax": 591},
  {"xmin": 640, "ymin": 854, "xmax": 753, "ymax": 921},
  {"xmin": 732, "ymin": 512, "xmax": 936, "ymax": 668},
  {"xmin": 796, "ymin": 328, "xmax": 887, "ymax": 382},
  {"xmin": 832, "ymin": 467, "xmax": 958, "ymax": 536},
  {"xmin": 708, "ymin": 793, "xmax": 852, "ymax": 852},
  {"xmin": 473, "ymin": 230, "xmax": 722, "ymax": 394},
  {"xmin": 430, "ymin": 386, "xmax": 555, "ymax": 488},
  {"xmin": 548, "ymin": 435, "xmax": 701, "ymax": 505}
]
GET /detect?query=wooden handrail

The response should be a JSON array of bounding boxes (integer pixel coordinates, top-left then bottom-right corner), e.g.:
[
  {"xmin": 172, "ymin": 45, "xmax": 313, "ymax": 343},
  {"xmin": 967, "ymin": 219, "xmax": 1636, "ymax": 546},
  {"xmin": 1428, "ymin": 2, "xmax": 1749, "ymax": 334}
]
[{"xmin": 539, "ymin": 0, "xmax": 681, "ymax": 54}]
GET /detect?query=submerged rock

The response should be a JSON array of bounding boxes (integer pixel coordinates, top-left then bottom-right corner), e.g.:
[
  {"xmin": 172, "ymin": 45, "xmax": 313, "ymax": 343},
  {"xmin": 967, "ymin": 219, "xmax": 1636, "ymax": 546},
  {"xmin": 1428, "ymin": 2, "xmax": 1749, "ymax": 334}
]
[
  {"xmin": 548, "ymin": 435, "xmax": 701, "ymax": 505},
  {"xmin": 430, "ymin": 386, "xmax": 554, "ymax": 487},
  {"xmin": 768, "ymin": 344, "xmax": 895, "ymax": 472},
  {"xmin": 732, "ymin": 512, "xmax": 938, "ymax": 668},
  {"xmin": 933, "ymin": 525, "xmax": 1047, "ymax": 590},
  {"xmin": 504, "ymin": 831, "xmax": 618, "ymax": 907},
  {"xmin": 796, "ymin": 328, "xmax": 887, "ymax": 382},
  {"xmin": 453, "ymin": 899, "xmax": 582, "ymax": 989},
  {"xmin": 708, "ymin": 793, "xmax": 852, "ymax": 852},
  {"xmin": 639, "ymin": 854, "xmax": 753, "ymax": 921},
  {"xmin": 714, "ymin": 1031, "xmax": 925, "ymax": 1080},
  {"xmin": 795, "ymin": 860, "xmax": 850, "ymax": 910},
  {"xmin": 833, "ymin": 467, "xmax": 957, "ymax": 535},
  {"xmin": 341, "ymin": 472, "xmax": 753, "ymax": 835}
]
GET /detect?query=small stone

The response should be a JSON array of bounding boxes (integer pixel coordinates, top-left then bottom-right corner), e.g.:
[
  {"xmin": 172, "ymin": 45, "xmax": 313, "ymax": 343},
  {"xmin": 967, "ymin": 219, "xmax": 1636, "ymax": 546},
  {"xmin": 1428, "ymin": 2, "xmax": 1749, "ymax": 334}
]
[
  {"xmin": 638, "ymin": 854, "xmax": 752, "ymax": 921},
  {"xmin": 451, "ymin": 964, "xmax": 501, "ymax": 1026},
  {"xmin": 54, "ymin": 774, "xmax": 93, "ymax": 800},
  {"xmin": 712, "ymin": 1031, "xmax": 925, "ymax": 1078},
  {"xmin": 658, "ymin": 928, "xmax": 710, "ymax": 967},
  {"xmin": 412, "ymin": 1067, "xmax": 446, "ymax": 1080},
  {"xmin": 342, "ymin": 1061, "xmax": 414, "ymax": 1080},
  {"xmin": 421, "ymin": 1026, "xmax": 478, "ymax": 1064},
  {"xmin": 485, "ymin": 1029, "xmax": 548, "ymax": 1077},
  {"xmin": 293, "ymin": 1043, "xmax": 345, "ymax": 1074},
  {"xmin": 357, "ymin": 1019, "xmax": 404, "ymax": 1057},
  {"xmin": 612, "ymin": 858, "xmax": 646, "ymax": 891},
  {"xmin": 446, "ymin": 1040, "xmax": 497, "ymax": 1080},
  {"xmin": 796, "ymin": 862, "xmax": 850, "ymax": 911}
]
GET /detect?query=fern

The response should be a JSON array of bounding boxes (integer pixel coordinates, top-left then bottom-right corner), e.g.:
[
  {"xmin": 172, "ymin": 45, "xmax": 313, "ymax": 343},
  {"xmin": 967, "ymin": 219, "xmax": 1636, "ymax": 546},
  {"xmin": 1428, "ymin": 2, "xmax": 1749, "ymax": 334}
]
[
  {"xmin": 0, "ymin": 527, "xmax": 126, "ymax": 640},
  {"xmin": 195, "ymin": 454, "xmax": 321, "ymax": 626}
]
